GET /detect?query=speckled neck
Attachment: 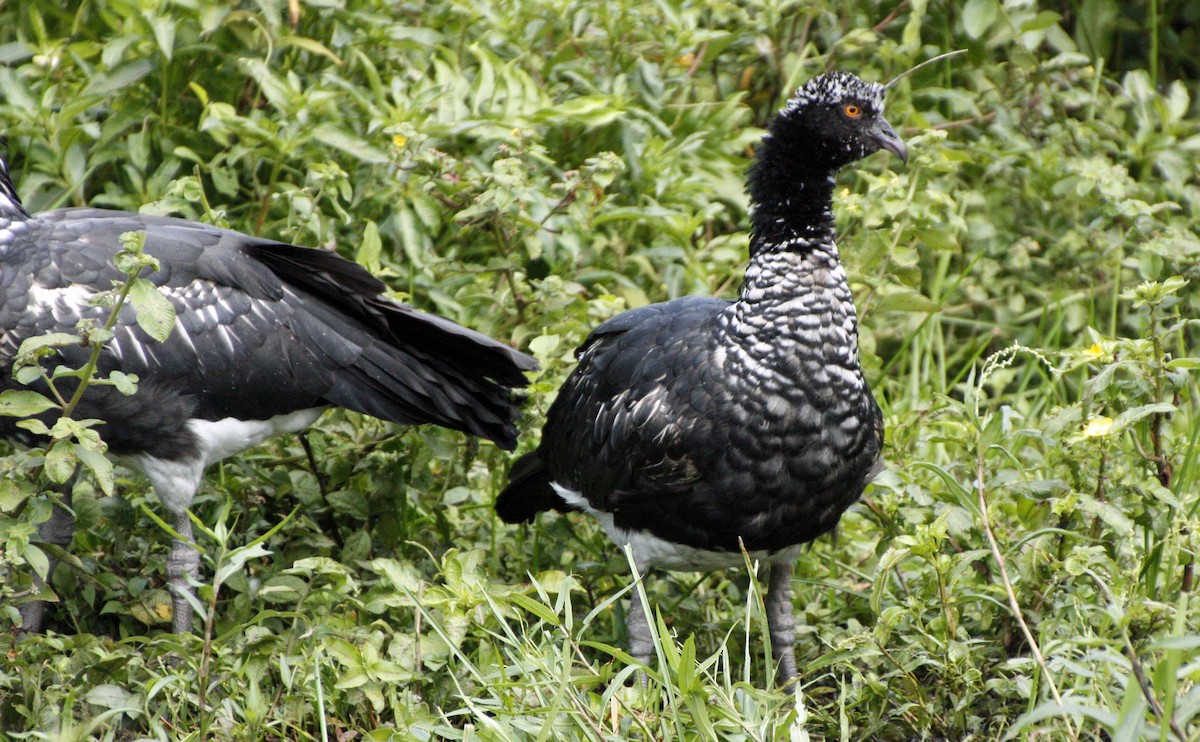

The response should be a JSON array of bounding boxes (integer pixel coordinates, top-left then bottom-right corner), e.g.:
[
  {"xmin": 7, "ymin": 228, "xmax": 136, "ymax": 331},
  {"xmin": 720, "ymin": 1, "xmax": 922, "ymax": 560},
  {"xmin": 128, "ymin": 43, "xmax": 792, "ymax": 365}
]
[
  {"xmin": 723, "ymin": 240, "xmax": 863, "ymax": 380},
  {"xmin": 725, "ymin": 127, "xmax": 863, "ymax": 385}
]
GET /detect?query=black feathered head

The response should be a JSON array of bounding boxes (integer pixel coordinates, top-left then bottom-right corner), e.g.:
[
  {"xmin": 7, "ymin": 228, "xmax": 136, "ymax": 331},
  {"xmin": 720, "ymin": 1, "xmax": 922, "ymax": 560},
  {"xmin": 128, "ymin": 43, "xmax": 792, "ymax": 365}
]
[
  {"xmin": 771, "ymin": 70, "xmax": 907, "ymax": 169},
  {"xmin": 746, "ymin": 70, "xmax": 906, "ymax": 237}
]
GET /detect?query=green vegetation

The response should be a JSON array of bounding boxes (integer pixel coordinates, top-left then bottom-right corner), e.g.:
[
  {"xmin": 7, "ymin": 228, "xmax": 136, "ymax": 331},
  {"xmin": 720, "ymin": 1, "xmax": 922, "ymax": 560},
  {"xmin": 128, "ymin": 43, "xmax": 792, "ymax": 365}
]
[{"xmin": 1, "ymin": 0, "xmax": 1198, "ymax": 738}]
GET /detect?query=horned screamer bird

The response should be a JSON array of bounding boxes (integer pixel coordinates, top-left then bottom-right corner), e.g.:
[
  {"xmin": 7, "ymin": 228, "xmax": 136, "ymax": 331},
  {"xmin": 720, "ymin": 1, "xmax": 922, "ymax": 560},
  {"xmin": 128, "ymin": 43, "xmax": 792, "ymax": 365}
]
[
  {"xmin": 0, "ymin": 147, "xmax": 537, "ymax": 634},
  {"xmin": 496, "ymin": 68, "xmax": 912, "ymax": 685}
]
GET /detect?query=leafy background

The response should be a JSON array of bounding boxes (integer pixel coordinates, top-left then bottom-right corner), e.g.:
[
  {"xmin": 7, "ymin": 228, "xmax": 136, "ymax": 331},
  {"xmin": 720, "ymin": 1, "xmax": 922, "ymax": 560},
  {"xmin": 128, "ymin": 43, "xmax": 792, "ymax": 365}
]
[{"xmin": 1, "ymin": 0, "xmax": 1198, "ymax": 739}]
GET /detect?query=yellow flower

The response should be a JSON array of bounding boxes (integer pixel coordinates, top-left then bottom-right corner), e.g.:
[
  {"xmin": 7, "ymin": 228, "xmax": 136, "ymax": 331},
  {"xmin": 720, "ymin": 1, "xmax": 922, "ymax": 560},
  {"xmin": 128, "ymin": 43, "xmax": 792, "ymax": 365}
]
[
  {"xmin": 1084, "ymin": 342, "xmax": 1105, "ymax": 359},
  {"xmin": 676, "ymin": 52, "xmax": 696, "ymax": 68},
  {"xmin": 393, "ymin": 134, "xmax": 408, "ymax": 148},
  {"xmin": 1083, "ymin": 416, "xmax": 1114, "ymax": 437}
]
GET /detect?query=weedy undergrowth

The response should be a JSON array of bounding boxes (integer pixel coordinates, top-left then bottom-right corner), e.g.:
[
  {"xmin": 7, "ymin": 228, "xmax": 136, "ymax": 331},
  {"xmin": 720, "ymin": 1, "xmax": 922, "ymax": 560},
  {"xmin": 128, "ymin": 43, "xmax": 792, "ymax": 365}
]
[{"xmin": 2, "ymin": 0, "xmax": 1198, "ymax": 739}]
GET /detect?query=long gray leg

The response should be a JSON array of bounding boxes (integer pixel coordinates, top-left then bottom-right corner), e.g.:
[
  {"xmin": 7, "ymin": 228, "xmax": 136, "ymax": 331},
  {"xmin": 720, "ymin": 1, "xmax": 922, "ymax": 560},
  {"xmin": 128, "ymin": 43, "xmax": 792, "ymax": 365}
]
[
  {"xmin": 166, "ymin": 510, "xmax": 200, "ymax": 634},
  {"xmin": 18, "ymin": 485, "xmax": 77, "ymax": 633},
  {"xmin": 627, "ymin": 583, "xmax": 655, "ymax": 668},
  {"xmin": 767, "ymin": 560, "xmax": 798, "ymax": 686}
]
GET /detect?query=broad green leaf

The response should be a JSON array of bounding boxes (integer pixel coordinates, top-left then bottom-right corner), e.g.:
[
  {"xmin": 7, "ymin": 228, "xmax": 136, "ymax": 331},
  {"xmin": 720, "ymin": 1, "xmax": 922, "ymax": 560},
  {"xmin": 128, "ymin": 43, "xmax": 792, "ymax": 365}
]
[
  {"xmin": 146, "ymin": 14, "xmax": 175, "ymax": 60},
  {"xmin": 25, "ymin": 544, "xmax": 50, "ymax": 581},
  {"xmin": 324, "ymin": 637, "xmax": 362, "ymax": 668},
  {"xmin": 44, "ymin": 440, "xmax": 78, "ymax": 483},
  {"xmin": 16, "ymin": 418, "xmax": 51, "ymax": 436},
  {"xmin": 256, "ymin": 575, "xmax": 306, "ymax": 604},
  {"xmin": 127, "ymin": 277, "xmax": 177, "ymax": 342},
  {"xmin": 76, "ymin": 446, "xmax": 115, "ymax": 496},
  {"xmin": 962, "ymin": 0, "xmax": 998, "ymax": 39},
  {"xmin": 0, "ymin": 390, "xmax": 58, "ymax": 417},
  {"xmin": 16, "ymin": 333, "xmax": 82, "ymax": 357},
  {"xmin": 528, "ymin": 334, "xmax": 560, "ymax": 357},
  {"xmin": 85, "ymin": 684, "xmax": 136, "ymax": 710}
]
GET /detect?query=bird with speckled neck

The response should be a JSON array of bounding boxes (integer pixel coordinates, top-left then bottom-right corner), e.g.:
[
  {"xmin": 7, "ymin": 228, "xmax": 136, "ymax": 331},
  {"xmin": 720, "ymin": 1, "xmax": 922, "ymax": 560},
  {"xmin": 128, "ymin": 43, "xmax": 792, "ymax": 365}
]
[{"xmin": 496, "ymin": 69, "xmax": 906, "ymax": 686}]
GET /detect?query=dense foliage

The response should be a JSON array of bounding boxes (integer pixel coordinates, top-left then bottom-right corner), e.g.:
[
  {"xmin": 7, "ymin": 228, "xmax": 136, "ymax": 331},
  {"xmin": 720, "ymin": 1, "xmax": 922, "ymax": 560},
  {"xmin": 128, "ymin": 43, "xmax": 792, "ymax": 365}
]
[{"xmin": 1, "ymin": 0, "xmax": 1198, "ymax": 738}]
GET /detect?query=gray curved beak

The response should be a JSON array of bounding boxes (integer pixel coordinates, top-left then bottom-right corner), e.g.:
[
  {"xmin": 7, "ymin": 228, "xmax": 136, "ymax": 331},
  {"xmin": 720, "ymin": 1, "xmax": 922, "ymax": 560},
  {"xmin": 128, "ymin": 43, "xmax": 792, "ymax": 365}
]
[{"xmin": 870, "ymin": 119, "xmax": 908, "ymax": 164}]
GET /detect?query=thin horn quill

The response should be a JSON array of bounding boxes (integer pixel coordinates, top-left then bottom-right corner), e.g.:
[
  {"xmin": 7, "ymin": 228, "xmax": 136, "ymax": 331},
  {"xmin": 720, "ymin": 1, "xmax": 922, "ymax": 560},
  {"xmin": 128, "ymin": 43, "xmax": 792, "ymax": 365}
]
[{"xmin": 883, "ymin": 49, "xmax": 966, "ymax": 90}]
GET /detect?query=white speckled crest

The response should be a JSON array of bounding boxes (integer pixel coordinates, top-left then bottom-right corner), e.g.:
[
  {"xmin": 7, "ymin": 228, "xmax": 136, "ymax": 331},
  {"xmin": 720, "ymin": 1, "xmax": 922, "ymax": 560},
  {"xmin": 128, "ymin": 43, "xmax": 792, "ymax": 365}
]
[{"xmin": 781, "ymin": 70, "xmax": 886, "ymax": 117}]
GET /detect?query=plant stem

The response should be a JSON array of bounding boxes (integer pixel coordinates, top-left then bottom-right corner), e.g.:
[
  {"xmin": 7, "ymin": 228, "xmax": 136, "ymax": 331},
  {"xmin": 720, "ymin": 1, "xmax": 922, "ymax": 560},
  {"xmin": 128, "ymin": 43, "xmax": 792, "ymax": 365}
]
[
  {"xmin": 61, "ymin": 265, "xmax": 142, "ymax": 418},
  {"xmin": 1085, "ymin": 569, "xmax": 1185, "ymax": 741},
  {"xmin": 975, "ymin": 451, "xmax": 1079, "ymax": 742}
]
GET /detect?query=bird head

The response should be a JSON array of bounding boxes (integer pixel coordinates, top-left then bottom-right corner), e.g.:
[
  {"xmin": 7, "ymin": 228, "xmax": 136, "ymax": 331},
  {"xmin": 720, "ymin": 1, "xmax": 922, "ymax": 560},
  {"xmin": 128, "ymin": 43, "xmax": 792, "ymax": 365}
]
[{"xmin": 772, "ymin": 70, "xmax": 907, "ymax": 169}]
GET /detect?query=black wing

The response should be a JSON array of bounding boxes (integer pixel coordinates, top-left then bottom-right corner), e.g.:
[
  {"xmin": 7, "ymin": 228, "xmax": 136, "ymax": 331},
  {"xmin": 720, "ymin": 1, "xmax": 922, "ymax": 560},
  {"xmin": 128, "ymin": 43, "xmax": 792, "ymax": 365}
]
[{"xmin": 496, "ymin": 296, "xmax": 731, "ymax": 523}]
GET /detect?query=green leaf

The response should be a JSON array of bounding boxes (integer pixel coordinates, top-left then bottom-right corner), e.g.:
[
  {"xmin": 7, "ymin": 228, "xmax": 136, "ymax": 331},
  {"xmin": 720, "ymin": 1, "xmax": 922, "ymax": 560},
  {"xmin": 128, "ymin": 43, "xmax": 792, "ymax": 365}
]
[
  {"xmin": 0, "ymin": 479, "xmax": 32, "ymax": 513},
  {"xmin": 324, "ymin": 637, "xmax": 362, "ymax": 668},
  {"xmin": 1114, "ymin": 402, "xmax": 1176, "ymax": 430},
  {"xmin": 0, "ymin": 41, "xmax": 32, "ymax": 65},
  {"xmin": 255, "ymin": 575, "xmax": 307, "ymax": 604},
  {"xmin": 76, "ymin": 446, "xmax": 115, "ymax": 496},
  {"xmin": 0, "ymin": 390, "xmax": 58, "ymax": 417},
  {"xmin": 16, "ymin": 418, "xmax": 51, "ymax": 436},
  {"xmin": 44, "ymin": 440, "xmax": 78, "ymax": 483},
  {"xmin": 1019, "ymin": 10, "xmax": 1061, "ymax": 33},
  {"xmin": 527, "ymin": 334, "xmax": 560, "ymax": 357},
  {"xmin": 961, "ymin": 0, "xmax": 998, "ymax": 39},
  {"xmin": 146, "ymin": 14, "xmax": 176, "ymax": 60},
  {"xmin": 677, "ymin": 634, "xmax": 696, "ymax": 691},
  {"xmin": 214, "ymin": 543, "xmax": 273, "ymax": 587},
  {"xmin": 875, "ymin": 289, "xmax": 938, "ymax": 313},
  {"xmin": 24, "ymin": 544, "xmax": 51, "ymax": 581},
  {"xmin": 107, "ymin": 370, "xmax": 139, "ymax": 395},
  {"xmin": 85, "ymin": 59, "xmax": 153, "ymax": 96},
  {"xmin": 509, "ymin": 592, "xmax": 561, "ymax": 626},
  {"xmin": 127, "ymin": 278, "xmax": 177, "ymax": 342},
  {"xmin": 357, "ymin": 220, "xmax": 382, "ymax": 273},
  {"xmin": 16, "ymin": 333, "xmax": 82, "ymax": 358},
  {"xmin": 312, "ymin": 124, "xmax": 389, "ymax": 164},
  {"xmin": 281, "ymin": 35, "xmax": 342, "ymax": 65},
  {"xmin": 543, "ymin": 95, "xmax": 624, "ymax": 128},
  {"xmin": 85, "ymin": 683, "xmax": 136, "ymax": 710}
]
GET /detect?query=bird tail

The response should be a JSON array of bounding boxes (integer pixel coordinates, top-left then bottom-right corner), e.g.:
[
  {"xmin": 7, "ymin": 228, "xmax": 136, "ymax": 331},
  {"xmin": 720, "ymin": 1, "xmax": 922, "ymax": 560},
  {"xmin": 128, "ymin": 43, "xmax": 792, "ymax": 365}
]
[
  {"xmin": 251, "ymin": 241, "xmax": 537, "ymax": 449},
  {"xmin": 495, "ymin": 450, "xmax": 568, "ymax": 523}
]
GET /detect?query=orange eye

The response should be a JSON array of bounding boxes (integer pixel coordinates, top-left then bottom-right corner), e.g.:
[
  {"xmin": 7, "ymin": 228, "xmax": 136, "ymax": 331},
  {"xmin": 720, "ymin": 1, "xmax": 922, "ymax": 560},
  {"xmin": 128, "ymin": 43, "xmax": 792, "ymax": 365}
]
[{"xmin": 844, "ymin": 104, "xmax": 862, "ymax": 118}]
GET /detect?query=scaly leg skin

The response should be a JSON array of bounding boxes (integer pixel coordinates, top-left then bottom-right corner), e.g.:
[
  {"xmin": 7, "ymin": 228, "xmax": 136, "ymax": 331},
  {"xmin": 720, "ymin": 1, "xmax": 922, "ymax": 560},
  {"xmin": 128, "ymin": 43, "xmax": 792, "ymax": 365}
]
[
  {"xmin": 627, "ymin": 583, "xmax": 655, "ymax": 672},
  {"xmin": 166, "ymin": 510, "xmax": 200, "ymax": 634},
  {"xmin": 767, "ymin": 560, "xmax": 798, "ymax": 687},
  {"xmin": 18, "ymin": 485, "xmax": 77, "ymax": 633}
]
